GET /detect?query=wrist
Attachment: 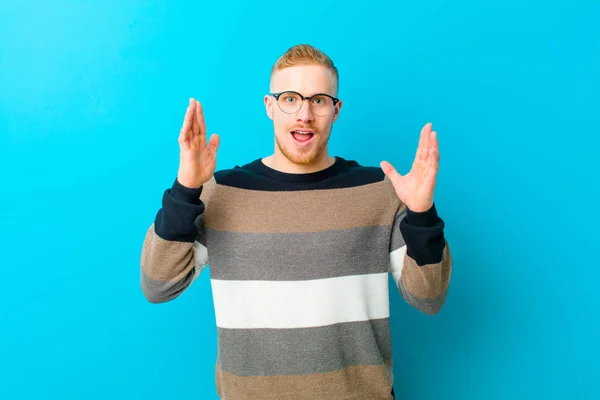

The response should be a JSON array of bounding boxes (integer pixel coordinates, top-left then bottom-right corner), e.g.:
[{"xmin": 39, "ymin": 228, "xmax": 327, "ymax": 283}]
[
  {"xmin": 406, "ymin": 203, "xmax": 439, "ymax": 227},
  {"xmin": 171, "ymin": 178, "xmax": 204, "ymax": 205},
  {"xmin": 177, "ymin": 169, "xmax": 206, "ymax": 190},
  {"xmin": 177, "ymin": 178, "xmax": 203, "ymax": 190}
]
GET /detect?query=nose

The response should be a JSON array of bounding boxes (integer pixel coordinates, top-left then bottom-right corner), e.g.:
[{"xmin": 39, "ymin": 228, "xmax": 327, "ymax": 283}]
[{"xmin": 296, "ymin": 99, "xmax": 315, "ymax": 122}]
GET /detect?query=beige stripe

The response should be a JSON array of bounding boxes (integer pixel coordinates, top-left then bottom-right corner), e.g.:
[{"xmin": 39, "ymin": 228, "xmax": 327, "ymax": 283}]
[
  {"xmin": 216, "ymin": 361, "xmax": 394, "ymax": 400},
  {"xmin": 140, "ymin": 224, "xmax": 195, "ymax": 282},
  {"xmin": 203, "ymin": 178, "xmax": 401, "ymax": 233},
  {"xmin": 200, "ymin": 175, "xmax": 217, "ymax": 204},
  {"xmin": 400, "ymin": 243, "xmax": 453, "ymax": 299}
]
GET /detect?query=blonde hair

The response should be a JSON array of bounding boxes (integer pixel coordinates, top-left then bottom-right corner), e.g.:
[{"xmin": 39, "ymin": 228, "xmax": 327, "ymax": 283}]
[{"xmin": 271, "ymin": 44, "xmax": 339, "ymax": 91}]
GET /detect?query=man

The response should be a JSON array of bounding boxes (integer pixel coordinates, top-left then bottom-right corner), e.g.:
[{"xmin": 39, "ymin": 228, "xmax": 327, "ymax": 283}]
[{"xmin": 140, "ymin": 44, "xmax": 453, "ymax": 400}]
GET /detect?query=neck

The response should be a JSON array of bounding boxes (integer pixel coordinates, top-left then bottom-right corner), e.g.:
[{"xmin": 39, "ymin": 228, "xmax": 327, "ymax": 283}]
[{"xmin": 263, "ymin": 150, "xmax": 334, "ymax": 174}]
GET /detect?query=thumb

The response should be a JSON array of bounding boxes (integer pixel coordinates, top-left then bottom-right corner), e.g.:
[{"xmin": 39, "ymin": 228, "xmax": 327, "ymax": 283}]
[
  {"xmin": 208, "ymin": 133, "xmax": 220, "ymax": 152},
  {"xmin": 380, "ymin": 160, "xmax": 405, "ymax": 196},
  {"xmin": 380, "ymin": 160, "xmax": 402, "ymax": 182}
]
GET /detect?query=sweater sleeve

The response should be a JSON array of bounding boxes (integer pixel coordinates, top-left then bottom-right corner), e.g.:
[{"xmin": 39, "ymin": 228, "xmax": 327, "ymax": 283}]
[
  {"xmin": 388, "ymin": 202, "xmax": 453, "ymax": 315},
  {"xmin": 139, "ymin": 177, "xmax": 212, "ymax": 303}
]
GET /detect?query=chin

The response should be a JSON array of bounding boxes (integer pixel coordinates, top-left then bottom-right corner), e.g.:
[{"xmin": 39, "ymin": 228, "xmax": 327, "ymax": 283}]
[
  {"xmin": 282, "ymin": 147, "xmax": 321, "ymax": 165},
  {"xmin": 286, "ymin": 152, "xmax": 320, "ymax": 166},
  {"xmin": 276, "ymin": 134, "xmax": 326, "ymax": 166}
]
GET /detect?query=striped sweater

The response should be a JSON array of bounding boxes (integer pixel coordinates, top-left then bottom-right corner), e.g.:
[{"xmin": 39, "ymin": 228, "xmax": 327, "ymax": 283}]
[{"xmin": 140, "ymin": 156, "xmax": 453, "ymax": 400}]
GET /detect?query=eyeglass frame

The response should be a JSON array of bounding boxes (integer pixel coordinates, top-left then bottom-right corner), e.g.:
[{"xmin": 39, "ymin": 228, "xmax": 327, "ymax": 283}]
[{"xmin": 268, "ymin": 91, "xmax": 340, "ymax": 115}]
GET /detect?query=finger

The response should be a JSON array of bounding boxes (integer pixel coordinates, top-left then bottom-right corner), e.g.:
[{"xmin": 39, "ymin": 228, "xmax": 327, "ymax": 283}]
[
  {"xmin": 180, "ymin": 99, "xmax": 194, "ymax": 134},
  {"xmin": 429, "ymin": 148, "xmax": 439, "ymax": 167},
  {"xmin": 196, "ymin": 100, "xmax": 207, "ymax": 140},
  {"xmin": 193, "ymin": 101, "xmax": 208, "ymax": 154},
  {"xmin": 179, "ymin": 99, "xmax": 195, "ymax": 149},
  {"xmin": 426, "ymin": 148, "xmax": 439, "ymax": 175},
  {"xmin": 430, "ymin": 130, "xmax": 439, "ymax": 160},
  {"xmin": 423, "ymin": 122, "xmax": 432, "ymax": 147},
  {"xmin": 191, "ymin": 99, "xmax": 200, "ymax": 139},
  {"xmin": 418, "ymin": 123, "xmax": 432, "ymax": 161},
  {"xmin": 425, "ymin": 148, "xmax": 439, "ymax": 185}
]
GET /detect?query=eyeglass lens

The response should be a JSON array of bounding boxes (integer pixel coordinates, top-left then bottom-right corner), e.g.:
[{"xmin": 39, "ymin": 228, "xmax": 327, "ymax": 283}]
[{"xmin": 277, "ymin": 92, "xmax": 334, "ymax": 116}]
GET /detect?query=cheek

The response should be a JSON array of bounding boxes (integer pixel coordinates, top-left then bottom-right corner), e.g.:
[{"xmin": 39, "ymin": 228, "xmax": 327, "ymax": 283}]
[
  {"xmin": 275, "ymin": 111, "xmax": 296, "ymax": 127},
  {"xmin": 317, "ymin": 118, "xmax": 334, "ymax": 135},
  {"xmin": 273, "ymin": 114, "xmax": 291, "ymax": 135}
]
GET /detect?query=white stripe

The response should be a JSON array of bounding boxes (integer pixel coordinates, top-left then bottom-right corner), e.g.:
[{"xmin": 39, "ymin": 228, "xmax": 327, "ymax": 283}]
[
  {"xmin": 191, "ymin": 240, "xmax": 209, "ymax": 282},
  {"xmin": 389, "ymin": 245, "xmax": 407, "ymax": 283},
  {"xmin": 211, "ymin": 273, "xmax": 390, "ymax": 329}
]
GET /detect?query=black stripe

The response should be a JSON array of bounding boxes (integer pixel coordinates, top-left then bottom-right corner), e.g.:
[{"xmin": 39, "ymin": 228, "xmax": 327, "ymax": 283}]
[
  {"xmin": 153, "ymin": 179, "xmax": 205, "ymax": 242},
  {"xmin": 400, "ymin": 203, "xmax": 446, "ymax": 265},
  {"xmin": 214, "ymin": 156, "xmax": 386, "ymax": 191}
]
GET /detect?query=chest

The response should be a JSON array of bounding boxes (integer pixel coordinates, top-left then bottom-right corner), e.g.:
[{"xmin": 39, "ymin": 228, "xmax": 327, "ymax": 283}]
[{"xmin": 202, "ymin": 188, "xmax": 397, "ymax": 281}]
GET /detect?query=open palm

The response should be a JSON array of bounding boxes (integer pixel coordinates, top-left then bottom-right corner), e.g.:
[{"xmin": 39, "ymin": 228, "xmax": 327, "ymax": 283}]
[
  {"xmin": 177, "ymin": 98, "xmax": 220, "ymax": 189},
  {"xmin": 380, "ymin": 123, "xmax": 439, "ymax": 213}
]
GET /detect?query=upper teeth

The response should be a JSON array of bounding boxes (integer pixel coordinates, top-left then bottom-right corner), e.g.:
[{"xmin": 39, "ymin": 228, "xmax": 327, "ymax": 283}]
[{"xmin": 296, "ymin": 131, "xmax": 311, "ymax": 134}]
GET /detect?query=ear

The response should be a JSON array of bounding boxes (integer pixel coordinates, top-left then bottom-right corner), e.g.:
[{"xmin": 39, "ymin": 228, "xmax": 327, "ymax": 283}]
[
  {"xmin": 264, "ymin": 94, "xmax": 274, "ymax": 120},
  {"xmin": 332, "ymin": 99, "xmax": 342, "ymax": 123}
]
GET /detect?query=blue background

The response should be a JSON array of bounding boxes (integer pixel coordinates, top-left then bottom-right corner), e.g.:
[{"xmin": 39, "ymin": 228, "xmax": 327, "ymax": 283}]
[{"xmin": 1, "ymin": 0, "xmax": 598, "ymax": 398}]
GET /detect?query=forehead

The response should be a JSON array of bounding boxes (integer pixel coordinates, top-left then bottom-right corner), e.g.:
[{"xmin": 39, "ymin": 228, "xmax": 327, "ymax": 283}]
[{"xmin": 270, "ymin": 64, "xmax": 337, "ymax": 96}]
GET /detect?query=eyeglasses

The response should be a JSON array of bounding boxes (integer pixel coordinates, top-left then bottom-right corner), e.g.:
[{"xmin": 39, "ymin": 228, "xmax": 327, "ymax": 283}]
[{"xmin": 269, "ymin": 91, "xmax": 340, "ymax": 117}]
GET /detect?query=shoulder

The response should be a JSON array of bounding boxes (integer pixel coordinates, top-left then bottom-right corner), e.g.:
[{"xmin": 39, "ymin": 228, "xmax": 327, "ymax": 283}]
[
  {"xmin": 331, "ymin": 157, "xmax": 391, "ymax": 189},
  {"xmin": 340, "ymin": 158, "xmax": 385, "ymax": 180},
  {"xmin": 340, "ymin": 158, "xmax": 402, "ymax": 206},
  {"xmin": 211, "ymin": 158, "xmax": 268, "ymax": 189},
  {"xmin": 197, "ymin": 159, "xmax": 260, "ymax": 203}
]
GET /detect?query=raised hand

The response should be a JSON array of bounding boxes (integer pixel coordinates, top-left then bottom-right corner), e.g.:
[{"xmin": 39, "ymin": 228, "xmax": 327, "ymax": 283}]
[
  {"xmin": 177, "ymin": 98, "xmax": 220, "ymax": 189},
  {"xmin": 380, "ymin": 123, "xmax": 439, "ymax": 213}
]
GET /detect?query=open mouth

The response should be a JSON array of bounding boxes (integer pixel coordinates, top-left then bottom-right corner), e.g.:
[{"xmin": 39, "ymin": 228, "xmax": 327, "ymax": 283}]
[{"xmin": 290, "ymin": 129, "xmax": 315, "ymax": 145}]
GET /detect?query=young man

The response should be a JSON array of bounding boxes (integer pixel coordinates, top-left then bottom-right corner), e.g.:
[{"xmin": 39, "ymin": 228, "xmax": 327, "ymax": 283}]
[{"xmin": 140, "ymin": 44, "xmax": 453, "ymax": 400}]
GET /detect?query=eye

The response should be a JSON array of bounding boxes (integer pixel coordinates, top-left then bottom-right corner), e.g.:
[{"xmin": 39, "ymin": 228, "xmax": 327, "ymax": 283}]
[
  {"xmin": 312, "ymin": 96, "xmax": 330, "ymax": 106},
  {"xmin": 280, "ymin": 92, "xmax": 300, "ymax": 103}
]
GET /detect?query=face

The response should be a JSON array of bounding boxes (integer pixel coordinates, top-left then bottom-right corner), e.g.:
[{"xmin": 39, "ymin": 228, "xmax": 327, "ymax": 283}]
[{"xmin": 264, "ymin": 64, "xmax": 342, "ymax": 166}]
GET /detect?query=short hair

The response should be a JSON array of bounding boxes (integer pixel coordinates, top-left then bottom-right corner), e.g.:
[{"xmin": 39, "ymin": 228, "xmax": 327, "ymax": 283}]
[{"xmin": 271, "ymin": 44, "xmax": 339, "ymax": 92}]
